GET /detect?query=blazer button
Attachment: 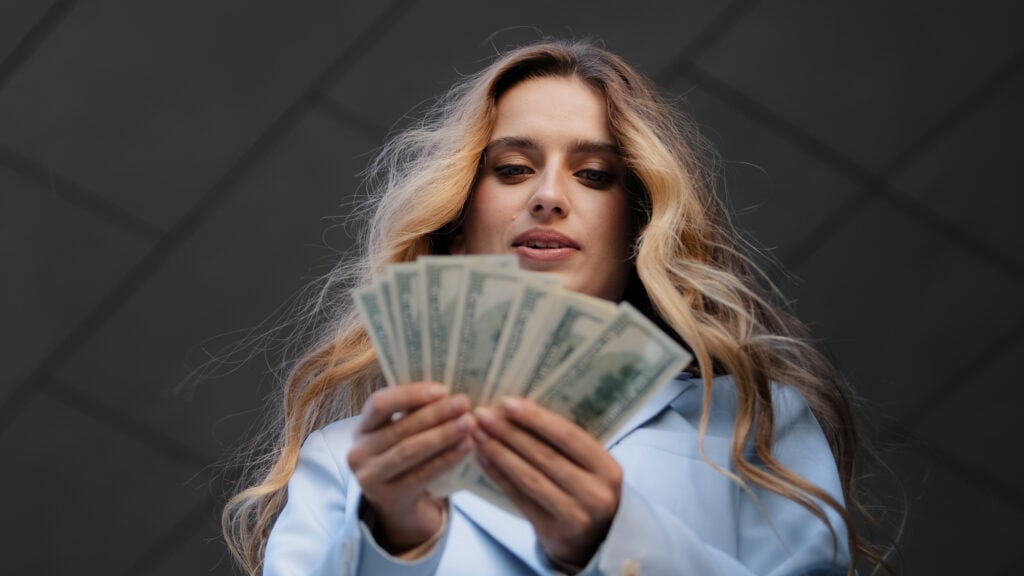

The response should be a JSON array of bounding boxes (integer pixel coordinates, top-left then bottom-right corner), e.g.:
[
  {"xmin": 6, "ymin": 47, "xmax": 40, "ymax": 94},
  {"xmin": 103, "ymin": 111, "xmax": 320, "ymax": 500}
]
[{"xmin": 620, "ymin": 559, "xmax": 640, "ymax": 576}]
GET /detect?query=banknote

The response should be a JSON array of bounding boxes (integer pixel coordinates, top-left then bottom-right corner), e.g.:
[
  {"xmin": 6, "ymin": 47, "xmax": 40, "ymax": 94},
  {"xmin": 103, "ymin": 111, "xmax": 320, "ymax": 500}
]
[
  {"xmin": 420, "ymin": 255, "xmax": 517, "ymax": 383},
  {"xmin": 529, "ymin": 302, "xmax": 692, "ymax": 442},
  {"xmin": 430, "ymin": 260, "xmax": 533, "ymax": 498},
  {"xmin": 434, "ymin": 271, "xmax": 559, "ymax": 498},
  {"xmin": 444, "ymin": 266, "xmax": 527, "ymax": 404},
  {"xmin": 459, "ymin": 303, "xmax": 691, "ymax": 511},
  {"xmin": 352, "ymin": 283, "xmax": 399, "ymax": 387},
  {"xmin": 479, "ymin": 275, "xmax": 561, "ymax": 405},
  {"xmin": 503, "ymin": 290, "xmax": 617, "ymax": 397},
  {"xmin": 389, "ymin": 263, "xmax": 426, "ymax": 383},
  {"xmin": 376, "ymin": 278, "xmax": 405, "ymax": 383}
]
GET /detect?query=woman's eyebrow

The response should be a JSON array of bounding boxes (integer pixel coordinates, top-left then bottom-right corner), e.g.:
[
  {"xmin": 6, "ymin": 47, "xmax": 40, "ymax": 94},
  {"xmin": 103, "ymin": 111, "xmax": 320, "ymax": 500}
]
[
  {"xmin": 483, "ymin": 136, "xmax": 539, "ymax": 154},
  {"xmin": 570, "ymin": 139, "xmax": 621, "ymax": 157},
  {"xmin": 483, "ymin": 136, "xmax": 620, "ymax": 156}
]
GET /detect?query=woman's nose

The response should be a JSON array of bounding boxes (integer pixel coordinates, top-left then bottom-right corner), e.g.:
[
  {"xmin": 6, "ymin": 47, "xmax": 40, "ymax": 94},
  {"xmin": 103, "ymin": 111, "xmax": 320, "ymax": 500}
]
[{"xmin": 528, "ymin": 171, "xmax": 569, "ymax": 219}]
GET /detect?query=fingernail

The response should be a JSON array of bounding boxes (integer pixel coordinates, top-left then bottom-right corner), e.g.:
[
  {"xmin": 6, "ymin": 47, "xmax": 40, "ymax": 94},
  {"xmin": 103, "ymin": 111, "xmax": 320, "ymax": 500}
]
[
  {"xmin": 450, "ymin": 395, "xmax": 468, "ymax": 412},
  {"xmin": 456, "ymin": 413, "xmax": 472, "ymax": 432},
  {"xmin": 426, "ymin": 383, "xmax": 447, "ymax": 397},
  {"xmin": 472, "ymin": 427, "xmax": 489, "ymax": 444},
  {"xmin": 457, "ymin": 437, "xmax": 473, "ymax": 453},
  {"xmin": 474, "ymin": 406, "xmax": 495, "ymax": 425},
  {"xmin": 500, "ymin": 396, "xmax": 522, "ymax": 414}
]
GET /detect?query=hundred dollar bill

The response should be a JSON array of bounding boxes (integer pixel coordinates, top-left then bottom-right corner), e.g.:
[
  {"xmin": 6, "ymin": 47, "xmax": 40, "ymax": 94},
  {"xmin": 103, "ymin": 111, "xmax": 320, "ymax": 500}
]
[
  {"xmin": 503, "ymin": 290, "xmax": 617, "ymax": 398},
  {"xmin": 451, "ymin": 287, "xmax": 611, "ymax": 502},
  {"xmin": 376, "ymin": 278, "xmax": 406, "ymax": 383},
  {"xmin": 420, "ymin": 255, "xmax": 517, "ymax": 383},
  {"xmin": 389, "ymin": 263, "xmax": 426, "ymax": 383},
  {"xmin": 429, "ymin": 265, "xmax": 529, "ymax": 499},
  {"xmin": 479, "ymin": 273, "xmax": 561, "ymax": 404},
  {"xmin": 352, "ymin": 283, "xmax": 400, "ymax": 387},
  {"xmin": 444, "ymin": 266, "xmax": 528, "ymax": 403},
  {"xmin": 529, "ymin": 302, "xmax": 692, "ymax": 443},
  {"xmin": 460, "ymin": 303, "xmax": 690, "ymax": 512}
]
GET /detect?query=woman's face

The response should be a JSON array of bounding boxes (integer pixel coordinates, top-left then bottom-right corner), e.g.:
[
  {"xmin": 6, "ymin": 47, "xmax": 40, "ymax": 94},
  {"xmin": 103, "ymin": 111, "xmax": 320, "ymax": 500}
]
[{"xmin": 455, "ymin": 76, "xmax": 635, "ymax": 302}]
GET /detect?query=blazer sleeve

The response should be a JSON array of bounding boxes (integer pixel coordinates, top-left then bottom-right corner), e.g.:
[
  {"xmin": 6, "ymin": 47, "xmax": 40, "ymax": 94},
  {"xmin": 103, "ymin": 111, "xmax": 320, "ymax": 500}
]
[
  {"xmin": 263, "ymin": 427, "xmax": 450, "ymax": 576},
  {"xmin": 580, "ymin": 385, "xmax": 851, "ymax": 576}
]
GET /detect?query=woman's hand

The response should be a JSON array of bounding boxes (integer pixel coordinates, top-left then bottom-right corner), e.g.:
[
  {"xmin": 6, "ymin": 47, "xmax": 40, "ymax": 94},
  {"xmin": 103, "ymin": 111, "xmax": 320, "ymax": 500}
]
[
  {"xmin": 473, "ymin": 397, "xmax": 623, "ymax": 570},
  {"xmin": 346, "ymin": 382, "xmax": 475, "ymax": 553}
]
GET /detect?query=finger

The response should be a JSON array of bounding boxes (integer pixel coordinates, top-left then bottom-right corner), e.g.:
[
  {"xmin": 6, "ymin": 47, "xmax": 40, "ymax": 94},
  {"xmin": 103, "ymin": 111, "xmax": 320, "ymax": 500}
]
[
  {"xmin": 388, "ymin": 435, "xmax": 475, "ymax": 493},
  {"xmin": 360, "ymin": 411, "xmax": 475, "ymax": 484},
  {"xmin": 498, "ymin": 396, "xmax": 616, "ymax": 476},
  {"xmin": 359, "ymin": 382, "xmax": 448, "ymax": 431},
  {"xmin": 475, "ymin": 405, "xmax": 587, "ymax": 493},
  {"xmin": 474, "ymin": 441, "xmax": 554, "ymax": 524},
  {"xmin": 472, "ymin": 424, "xmax": 577, "ymax": 519},
  {"xmin": 360, "ymin": 394, "xmax": 470, "ymax": 455}
]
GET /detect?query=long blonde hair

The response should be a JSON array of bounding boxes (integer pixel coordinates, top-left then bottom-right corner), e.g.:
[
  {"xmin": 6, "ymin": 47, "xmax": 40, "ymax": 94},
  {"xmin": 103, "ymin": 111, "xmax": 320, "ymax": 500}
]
[{"xmin": 223, "ymin": 39, "xmax": 885, "ymax": 574}]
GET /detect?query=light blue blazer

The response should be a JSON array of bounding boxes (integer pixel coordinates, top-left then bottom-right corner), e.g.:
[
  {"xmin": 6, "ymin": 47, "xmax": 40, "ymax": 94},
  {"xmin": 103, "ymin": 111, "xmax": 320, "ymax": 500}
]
[{"xmin": 264, "ymin": 374, "xmax": 851, "ymax": 575}]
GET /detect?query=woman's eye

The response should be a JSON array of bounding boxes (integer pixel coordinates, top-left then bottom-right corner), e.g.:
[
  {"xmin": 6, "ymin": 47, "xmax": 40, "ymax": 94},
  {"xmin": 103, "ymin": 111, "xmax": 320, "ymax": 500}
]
[
  {"xmin": 495, "ymin": 164, "xmax": 532, "ymax": 180},
  {"xmin": 576, "ymin": 168, "xmax": 614, "ymax": 187}
]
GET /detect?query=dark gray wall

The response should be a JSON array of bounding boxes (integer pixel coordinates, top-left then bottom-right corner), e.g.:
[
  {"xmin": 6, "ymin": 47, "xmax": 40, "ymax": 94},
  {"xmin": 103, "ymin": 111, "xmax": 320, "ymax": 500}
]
[{"xmin": 2, "ymin": 1, "xmax": 1022, "ymax": 573}]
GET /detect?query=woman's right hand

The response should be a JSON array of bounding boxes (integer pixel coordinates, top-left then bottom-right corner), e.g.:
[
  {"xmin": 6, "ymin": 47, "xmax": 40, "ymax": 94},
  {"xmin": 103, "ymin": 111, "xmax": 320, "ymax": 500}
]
[{"xmin": 346, "ymin": 382, "xmax": 475, "ymax": 553}]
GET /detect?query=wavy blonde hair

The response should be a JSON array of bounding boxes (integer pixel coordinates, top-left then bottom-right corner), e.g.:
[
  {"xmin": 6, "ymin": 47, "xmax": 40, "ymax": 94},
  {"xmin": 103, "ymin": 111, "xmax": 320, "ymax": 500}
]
[{"xmin": 222, "ymin": 39, "xmax": 887, "ymax": 574}]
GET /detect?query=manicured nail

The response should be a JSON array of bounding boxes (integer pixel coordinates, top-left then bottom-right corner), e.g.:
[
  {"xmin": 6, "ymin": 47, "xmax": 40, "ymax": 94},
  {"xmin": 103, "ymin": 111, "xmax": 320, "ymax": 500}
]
[
  {"xmin": 500, "ymin": 396, "xmax": 523, "ymax": 414},
  {"xmin": 450, "ymin": 394, "xmax": 469, "ymax": 412},
  {"xmin": 474, "ymin": 406, "xmax": 496, "ymax": 425}
]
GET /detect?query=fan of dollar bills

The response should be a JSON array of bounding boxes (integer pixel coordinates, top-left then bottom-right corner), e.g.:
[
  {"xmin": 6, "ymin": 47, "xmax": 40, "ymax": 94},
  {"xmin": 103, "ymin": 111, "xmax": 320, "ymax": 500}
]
[{"xmin": 353, "ymin": 254, "xmax": 692, "ymax": 511}]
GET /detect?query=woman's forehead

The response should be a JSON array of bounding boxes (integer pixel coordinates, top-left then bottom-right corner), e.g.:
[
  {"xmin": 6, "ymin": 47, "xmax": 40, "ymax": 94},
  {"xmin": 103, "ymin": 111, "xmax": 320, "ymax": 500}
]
[{"xmin": 489, "ymin": 76, "xmax": 614, "ymax": 147}]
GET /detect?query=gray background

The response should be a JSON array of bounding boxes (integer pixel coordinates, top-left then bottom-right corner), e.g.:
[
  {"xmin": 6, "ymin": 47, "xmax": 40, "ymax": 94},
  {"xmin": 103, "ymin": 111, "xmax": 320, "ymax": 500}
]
[{"xmin": 2, "ymin": 0, "xmax": 1022, "ymax": 574}]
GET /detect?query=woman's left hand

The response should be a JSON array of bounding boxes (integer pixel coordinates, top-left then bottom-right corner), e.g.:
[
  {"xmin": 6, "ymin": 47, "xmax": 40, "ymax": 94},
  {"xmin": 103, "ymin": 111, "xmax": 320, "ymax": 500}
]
[{"xmin": 473, "ymin": 396, "xmax": 623, "ymax": 570}]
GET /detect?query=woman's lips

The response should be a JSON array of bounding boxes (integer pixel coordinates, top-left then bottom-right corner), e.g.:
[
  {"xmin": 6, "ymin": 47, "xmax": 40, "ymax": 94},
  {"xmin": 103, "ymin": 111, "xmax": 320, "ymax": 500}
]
[
  {"xmin": 513, "ymin": 245, "xmax": 577, "ymax": 261},
  {"xmin": 511, "ymin": 229, "xmax": 580, "ymax": 261}
]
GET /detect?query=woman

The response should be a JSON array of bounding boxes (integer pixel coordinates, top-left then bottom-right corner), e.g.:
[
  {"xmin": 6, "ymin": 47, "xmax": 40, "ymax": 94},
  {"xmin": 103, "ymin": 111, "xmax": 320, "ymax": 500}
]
[{"xmin": 223, "ymin": 39, "xmax": 882, "ymax": 575}]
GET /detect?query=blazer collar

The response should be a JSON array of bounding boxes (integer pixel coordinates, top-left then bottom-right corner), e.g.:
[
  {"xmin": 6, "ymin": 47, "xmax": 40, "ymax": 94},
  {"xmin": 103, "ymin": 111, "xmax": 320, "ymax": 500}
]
[{"xmin": 451, "ymin": 372, "xmax": 697, "ymax": 571}]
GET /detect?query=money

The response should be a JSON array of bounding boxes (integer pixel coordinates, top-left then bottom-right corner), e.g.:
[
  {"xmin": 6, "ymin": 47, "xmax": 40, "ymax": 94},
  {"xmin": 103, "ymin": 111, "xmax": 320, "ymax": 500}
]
[
  {"xmin": 389, "ymin": 263, "xmax": 426, "ymax": 383},
  {"xmin": 420, "ymin": 255, "xmax": 517, "ymax": 382},
  {"xmin": 479, "ymin": 276, "xmax": 560, "ymax": 404},
  {"xmin": 529, "ymin": 302, "xmax": 690, "ymax": 443},
  {"xmin": 503, "ymin": 290, "xmax": 617, "ymax": 398},
  {"xmin": 457, "ymin": 302, "xmax": 690, "ymax": 508},
  {"xmin": 352, "ymin": 284, "xmax": 400, "ymax": 387},
  {"xmin": 376, "ymin": 278, "xmax": 404, "ymax": 383},
  {"xmin": 352, "ymin": 255, "xmax": 692, "ymax": 511},
  {"xmin": 420, "ymin": 257, "xmax": 467, "ymax": 383},
  {"xmin": 445, "ymin": 266, "xmax": 528, "ymax": 403}
]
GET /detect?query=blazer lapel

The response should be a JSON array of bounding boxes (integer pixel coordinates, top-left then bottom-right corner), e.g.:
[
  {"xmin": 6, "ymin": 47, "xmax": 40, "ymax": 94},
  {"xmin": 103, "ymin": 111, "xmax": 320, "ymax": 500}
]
[{"xmin": 451, "ymin": 372, "xmax": 696, "ymax": 572}]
